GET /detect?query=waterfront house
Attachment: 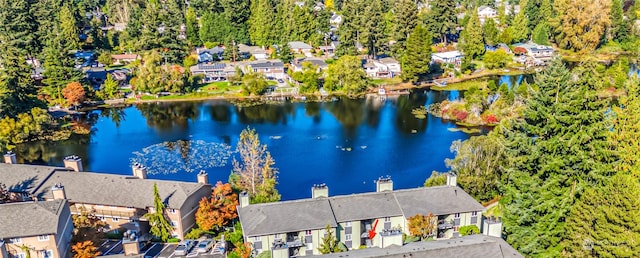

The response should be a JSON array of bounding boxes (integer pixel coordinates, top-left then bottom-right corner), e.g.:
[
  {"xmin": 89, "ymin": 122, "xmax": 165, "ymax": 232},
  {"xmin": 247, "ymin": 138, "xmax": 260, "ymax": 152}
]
[
  {"xmin": 0, "ymin": 154, "xmax": 212, "ymax": 240},
  {"xmin": 196, "ymin": 47, "xmax": 224, "ymax": 63},
  {"xmin": 237, "ymin": 175, "xmax": 485, "ymax": 257},
  {"xmin": 241, "ymin": 60, "xmax": 286, "ymax": 80},
  {"xmin": 512, "ymin": 42, "xmax": 554, "ymax": 61},
  {"xmin": 363, "ymin": 58, "xmax": 401, "ymax": 79},
  {"xmin": 0, "ymin": 199, "xmax": 74, "ymax": 258},
  {"xmin": 432, "ymin": 51, "xmax": 463, "ymax": 65},
  {"xmin": 190, "ymin": 63, "xmax": 232, "ymax": 82},
  {"xmin": 291, "ymin": 58, "xmax": 329, "ymax": 73}
]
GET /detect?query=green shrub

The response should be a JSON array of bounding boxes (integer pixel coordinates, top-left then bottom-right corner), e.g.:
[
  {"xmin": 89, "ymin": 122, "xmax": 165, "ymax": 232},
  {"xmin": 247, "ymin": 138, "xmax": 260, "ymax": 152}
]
[
  {"xmin": 167, "ymin": 238, "xmax": 181, "ymax": 243},
  {"xmin": 459, "ymin": 225, "xmax": 480, "ymax": 236}
]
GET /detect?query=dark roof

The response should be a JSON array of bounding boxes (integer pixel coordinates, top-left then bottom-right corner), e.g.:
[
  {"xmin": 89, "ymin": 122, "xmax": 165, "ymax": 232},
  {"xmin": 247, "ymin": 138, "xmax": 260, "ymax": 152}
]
[
  {"xmin": 238, "ymin": 198, "xmax": 337, "ymax": 237},
  {"xmin": 249, "ymin": 60, "xmax": 284, "ymax": 69},
  {"xmin": 0, "ymin": 163, "xmax": 58, "ymax": 194},
  {"xmin": 197, "ymin": 63, "xmax": 227, "ymax": 70},
  {"xmin": 295, "ymin": 58, "xmax": 328, "ymax": 68},
  {"xmin": 394, "ymin": 186, "xmax": 485, "ymax": 217},
  {"xmin": 329, "ymin": 191, "xmax": 403, "ymax": 222},
  {"xmin": 36, "ymin": 170, "xmax": 208, "ymax": 209},
  {"xmin": 306, "ymin": 234, "xmax": 523, "ymax": 258},
  {"xmin": 0, "ymin": 200, "xmax": 69, "ymax": 239}
]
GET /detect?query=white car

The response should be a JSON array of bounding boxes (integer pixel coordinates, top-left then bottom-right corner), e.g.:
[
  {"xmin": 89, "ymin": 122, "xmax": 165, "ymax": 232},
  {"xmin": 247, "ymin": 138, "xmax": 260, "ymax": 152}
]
[
  {"xmin": 173, "ymin": 240, "xmax": 195, "ymax": 256},
  {"xmin": 196, "ymin": 240, "xmax": 213, "ymax": 253}
]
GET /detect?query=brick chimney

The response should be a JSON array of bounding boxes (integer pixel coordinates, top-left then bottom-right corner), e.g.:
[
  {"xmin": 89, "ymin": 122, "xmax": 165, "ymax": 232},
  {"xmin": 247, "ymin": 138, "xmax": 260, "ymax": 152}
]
[
  {"xmin": 51, "ymin": 183, "xmax": 66, "ymax": 200},
  {"xmin": 376, "ymin": 176, "xmax": 393, "ymax": 192},
  {"xmin": 3, "ymin": 151, "xmax": 16, "ymax": 164},
  {"xmin": 446, "ymin": 172, "xmax": 457, "ymax": 186},
  {"xmin": 63, "ymin": 155, "xmax": 83, "ymax": 172},
  {"xmin": 131, "ymin": 163, "xmax": 148, "ymax": 179},
  {"xmin": 197, "ymin": 170, "xmax": 209, "ymax": 184},
  {"xmin": 239, "ymin": 192, "xmax": 250, "ymax": 208},
  {"xmin": 311, "ymin": 183, "xmax": 328, "ymax": 198}
]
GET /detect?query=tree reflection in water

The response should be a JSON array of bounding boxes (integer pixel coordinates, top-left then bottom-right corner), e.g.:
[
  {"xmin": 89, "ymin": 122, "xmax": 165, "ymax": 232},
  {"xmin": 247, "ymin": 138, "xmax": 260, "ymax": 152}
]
[
  {"xmin": 395, "ymin": 91, "xmax": 429, "ymax": 134},
  {"xmin": 235, "ymin": 102, "xmax": 296, "ymax": 124},
  {"xmin": 99, "ymin": 107, "xmax": 127, "ymax": 127},
  {"xmin": 136, "ymin": 102, "xmax": 200, "ymax": 131},
  {"xmin": 130, "ymin": 140, "xmax": 233, "ymax": 175}
]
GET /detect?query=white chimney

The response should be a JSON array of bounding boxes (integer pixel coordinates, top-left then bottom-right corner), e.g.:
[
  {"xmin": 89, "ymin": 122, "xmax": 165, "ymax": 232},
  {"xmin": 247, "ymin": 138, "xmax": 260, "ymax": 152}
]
[
  {"xmin": 3, "ymin": 151, "xmax": 16, "ymax": 164},
  {"xmin": 311, "ymin": 184, "xmax": 329, "ymax": 198},
  {"xmin": 483, "ymin": 216, "xmax": 503, "ymax": 238},
  {"xmin": 197, "ymin": 170, "xmax": 209, "ymax": 184},
  {"xmin": 51, "ymin": 183, "xmax": 66, "ymax": 200},
  {"xmin": 131, "ymin": 163, "xmax": 148, "ymax": 179},
  {"xmin": 446, "ymin": 172, "xmax": 457, "ymax": 186},
  {"xmin": 239, "ymin": 192, "xmax": 250, "ymax": 208},
  {"xmin": 63, "ymin": 155, "xmax": 83, "ymax": 172},
  {"xmin": 376, "ymin": 176, "xmax": 393, "ymax": 192}
]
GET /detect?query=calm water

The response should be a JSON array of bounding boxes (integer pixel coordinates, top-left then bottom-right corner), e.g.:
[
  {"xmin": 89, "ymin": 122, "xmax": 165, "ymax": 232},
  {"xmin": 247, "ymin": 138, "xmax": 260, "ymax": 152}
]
[{"xmin": 18, "ymin": 75, "xmax": 556, "ymax": 200}]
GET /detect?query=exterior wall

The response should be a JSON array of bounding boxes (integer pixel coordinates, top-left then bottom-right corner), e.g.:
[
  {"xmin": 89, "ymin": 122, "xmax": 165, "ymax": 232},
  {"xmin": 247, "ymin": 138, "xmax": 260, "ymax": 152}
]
[
  {"xmin": 54, "ymin": 205, "xmax": 73, "ymax": 258},
  {"xmin": 370, "ymin": 216, "xmax": 404, "ymax": 248},
  {"xmin": 70, "ymin": 203, "xmax": 145, "ymax": 233},
  {"xmin": 247, "ymin": 228, "xmax": 328, "ymax": 257},
  {"xmin": 4, "ymin": 234, "xmax": 60, "ymax": 258},
  {"xmin": 177, "ymin": 185, "xmax": 211, "ymax": 239},
  {"xmin": 435, "ymin": 211, "xmax": 482, "ymax": 239}
]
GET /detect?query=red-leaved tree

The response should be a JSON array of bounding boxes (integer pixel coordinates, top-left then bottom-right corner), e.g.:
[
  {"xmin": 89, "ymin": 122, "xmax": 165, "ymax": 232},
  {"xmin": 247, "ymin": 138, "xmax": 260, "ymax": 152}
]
[{"xmin": 195, "ymin": 182, "xmax": 238, "ymax": 231}]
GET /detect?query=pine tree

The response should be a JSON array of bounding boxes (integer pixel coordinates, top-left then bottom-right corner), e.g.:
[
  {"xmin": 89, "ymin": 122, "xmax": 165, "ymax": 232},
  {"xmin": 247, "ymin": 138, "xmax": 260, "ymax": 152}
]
[
  {"xmin": 249, "ymin": 0, "xmax": 276, "ymax": 46},
  {"xmin": 278, "ymin": 44, "xmax": 294, "ymax": 64},
  {"xmin": 609, "ymin": 0, "xmax": 624, "ymax": 41},
  {"xmin": 424, "ymin": 0, "xmax": 457, "ymax": 44},
  {"xmin": 221, "ymin": 0, "xmax": 250, "ymax": 43},
  {"xmin": 185, "ymin": 7, "xmax": 200, "ymax": 47},
  {"xmin": 532, "ymin": 22, "xmax": 550, "ymax": 45},
  {"xmin": 42, "ymin": 33, "xmax": 84, "ymax": 105},
  {"xmin": 610, "ymin": 76, "xmax": 640, "ymax": 174},
  {"xmin": 539, "ymin": 0, "xmax": 553, "ymax": 24},
  {"xmin": 459, "ymin": 9, "xmax": 484, "ymax": 60},
  {"xmin": 483, "ymin": 18, "xmax": 500, "ymax": 46},
  {"xmin": 336, "ymin": 0, "xmax": 365, "ymax": 56},
  {"xmin": 401, "ymin": 24, "xmax": 431, "ymax": 83},
  {"xmin": 361, "ymin": 0, "xmax": 386, "ymax": 58},
  {"xmin": 144, "ymin": 183, "xmax": 173, "ymax": 242},
  {"xmin": 318, "ymin": 225, "xmax": 341, "ymax": 254},
  {"xmin": 511, "ymin": 10, "xmax": 529, "ymax": 43},
  {"xmin": 392, "ymin": 0, "xmax": 418, "ymax": 57},
  {"xmin": 200, "ymin": 12, "xmax": 232, "ymax": 44},
  {"xmin": 0, "ymin": 44, "xmax": 41, "ymax": 117},
  {"xmin": 501, "ymin": 59, "xmax": 616, "ymax": 256},
  {"xmin": 0, "ymin": 0, "xmax": 37, "ymax": 55},
  {"xmin": 59, "ymin": 4, "xmax": 80, "ymax": 51}
]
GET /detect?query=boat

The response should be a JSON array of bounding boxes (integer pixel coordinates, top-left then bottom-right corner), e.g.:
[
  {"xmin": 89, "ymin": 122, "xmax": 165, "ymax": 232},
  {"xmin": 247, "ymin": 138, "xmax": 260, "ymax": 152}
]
[
  {"xmin": 434, "ymin": 80, "xmax": 448, "ymax": 87},
  {"xmin": 377, "ymin": 87, "xmax": 387, "ymax": 95}
]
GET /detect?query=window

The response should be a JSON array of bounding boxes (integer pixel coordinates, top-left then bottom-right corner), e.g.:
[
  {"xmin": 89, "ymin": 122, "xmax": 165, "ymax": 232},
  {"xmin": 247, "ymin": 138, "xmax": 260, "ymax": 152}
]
[
  {"xmin": 170, "ymin": 221, "xmax": 178, "ymax": 227},
  {"xmin": 306, "ymin": 243, "xmax": 313, "ymax": 250},
  {"xmin": 384, "ymin": 217, "xmax": 391, "ymax": 222},
  {"xmin": 112, "ymin": 217, "xmax": 120, "ymax": 222},
  {"xmin": 41, "ymin": 250, "xmax": 53, "ymax": 258},
  {"xmin": 454, "ymin": 213, "xmax": 460, "ymax": 218},
  {"xmin": 274, "ymin": 234, "xmax": 281, "ymax": 239},
  {"xmin": 168, "ymin": 208, "xmax": 176, "ymax": 214},
  {"xmin": 254, "ymin": 236, "xmax": 261, "ymax": 241},
  {"xmin": 38, "ymin": 235, "xmax": 50, "ymax": 241},
  {"xmin": 126, "ymin": 206, "xmax": 134, "ymax": 210},
  {"xmin": 471, "ymin": 211, "xmax": 478, "ymax": 217},
  {"xmin": 345, "ymin": 234, "xmax": 352, "ymax": 241},
  {"xmin": 99, "ymin": 216, "xmax": 106, "ymax": 221},
  {"xmin": 16, "ymin": 253, "xmax": 26, "ymax": 258},
  {"xmin": 344, "ymin": 222, "xmax": 351, "ymax": 227},
  {"xmin": 10, "ymin": 238, "xmax": 21, "ymax": 244},
  {"xmin": 305, "ymin": 230, "xmax": 312, "ymax": 236}
]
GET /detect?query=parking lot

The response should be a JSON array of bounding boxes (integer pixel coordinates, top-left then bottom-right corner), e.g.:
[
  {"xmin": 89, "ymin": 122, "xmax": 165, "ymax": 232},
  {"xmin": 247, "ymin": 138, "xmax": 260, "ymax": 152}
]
[
  {"xmin": 156, "ymin": 240, "xmax": 225, "ymax": 258},
  {"xmin": 97, "ymin": 240, "xmax": 174, "ymax": 257}
]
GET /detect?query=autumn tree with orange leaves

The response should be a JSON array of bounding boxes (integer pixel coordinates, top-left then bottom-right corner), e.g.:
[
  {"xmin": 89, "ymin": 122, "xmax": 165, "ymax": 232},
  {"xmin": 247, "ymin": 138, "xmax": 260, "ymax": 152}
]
[
  {"xmin": 72, "ymin": 241, "xmax": 100, "ymax": 258},
  {"xmin": 408, "ymin": 213, "xmax": 436, "ymax": 240},
  {"xmin": 196, "ymin": 181, "xmax": 238, "ymax": 231},
  {"xmin": 62, "ymin": 82, "xmax": 86, "ymax": 107}
]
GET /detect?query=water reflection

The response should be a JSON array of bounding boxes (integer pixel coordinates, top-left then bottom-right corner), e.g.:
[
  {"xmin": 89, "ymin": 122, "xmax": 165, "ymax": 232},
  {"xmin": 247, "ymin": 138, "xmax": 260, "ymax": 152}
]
[
  {"xmin": 130, "ymin": 139, "xmax": 233, "ymax": 174},
  {"xmin": 136, "ymin": 102, "xmax": 200, "ymax": 131},
  {"xmin": 395, "ymin": 91, "xmax": 429, "ymax": 134},
  {"xmin": 208, "ymin": 102, "xmax": 232, "ymax": 123},
  {"xmin": 235, "ymin": 102, "xmax": 296, "ymax": 124},
  {"xmin": 100, "ymin": 107, "xmax": 127, "ymax": 128}
]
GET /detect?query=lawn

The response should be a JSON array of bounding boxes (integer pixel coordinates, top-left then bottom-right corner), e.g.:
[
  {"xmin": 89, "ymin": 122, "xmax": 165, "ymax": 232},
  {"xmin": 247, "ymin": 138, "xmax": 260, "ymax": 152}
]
[
  {"xmin": 431, "ymin": 80, "xmax": 488, "ymax": 91},
  {"xmin": 198, "ymin": 82, "xmax": 242, "ymax": 94},
  {"xmin": 372, "ymin": 77, "xmax": 402, "ymax": 86}
]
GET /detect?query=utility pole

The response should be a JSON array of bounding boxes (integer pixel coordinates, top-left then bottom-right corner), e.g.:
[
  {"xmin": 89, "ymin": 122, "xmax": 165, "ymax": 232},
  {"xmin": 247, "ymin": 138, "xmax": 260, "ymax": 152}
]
[
  {"xmin": 232, "ymin": 40, "xmax": 237, "ymax": 63},
  {"xmin": 324, "ymin": 33, "xmax": 329, "ymax": 59}
]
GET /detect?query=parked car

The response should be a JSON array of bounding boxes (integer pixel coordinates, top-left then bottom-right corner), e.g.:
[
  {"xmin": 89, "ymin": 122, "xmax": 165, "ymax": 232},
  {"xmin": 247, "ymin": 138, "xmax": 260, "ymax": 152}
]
[
  {"xmin": 196, "ymin": 240, "xmax": 213, "ymax": 253},
  {"xmin": 174, "ymin": 240, "xmax": 195, "ymax": 256}
]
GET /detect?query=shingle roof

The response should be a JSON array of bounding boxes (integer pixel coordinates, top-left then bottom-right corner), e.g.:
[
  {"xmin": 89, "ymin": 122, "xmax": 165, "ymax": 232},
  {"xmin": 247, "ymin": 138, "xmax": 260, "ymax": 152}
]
[
  {"xmin": 288, "ymin": 41, "xmax": 313, "ymax": 50},
  {"xmin": 306, "ymin": 234, "xmax": 523, "ymax": 258},
  {"xmin": 238, "ymin": 198, "xmax": 337, "ymax": 237},
  {"xmin": 0, "ymin": 163, "xmax": 58, "ymax": 194},
  {"xmin": 0, "ymin": 200, "xmax": 68, "ymax": 239},
  {"xmin": 394, "ymin": 186, "xmax": 485, "ymax": 217},
  {"xmin": 36, "ymin": 171, "xmax": 207, "ymax": 209},
  {"xmin": 249, "ymin": 60, "xmax": 284, "ymax": 69},
  {"xmin": 329, "ymin": 191, "xmax": 403, "ymax": 222}
]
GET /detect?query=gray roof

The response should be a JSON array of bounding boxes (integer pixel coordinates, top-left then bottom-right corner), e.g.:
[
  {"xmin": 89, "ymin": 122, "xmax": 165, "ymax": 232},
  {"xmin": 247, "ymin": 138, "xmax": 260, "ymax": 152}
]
[
  {"xmin": 329, "ymin": 191, "xmax": 403, "ymax": 222},
  {"xmin": 249, "ymin": 60, "xmax": 284, "ymax": 69},
  {"xmin": 307, "ymin": 234, "xmax": 523, "ymax": 258},
  {"xmin": 394, "ymin": 186, "xmax": 485, "ymax": 217},
  {"xmin": 0, "ymin": 163, "xmax": 58, "ymax": 195},
  {"xmin": 36, "ymin": 171, "xmax": 207, "ymax": 209},
  {"xmin": 378, "ymin": 57, "xmax": 399, "ymax": 65},
  {"xmin": 238, "ymin": 185, "xmax": 484, "ymax": 236},
  {"xmin": 294, "ymin": 58, "xmax": 328, "ymax": 69},
  {"xmin": 238, "ymin": 198, "xmax": 337, "ymax": 237},
  {"xmin": 288, "ymin": 41, "xmax": 313, "ymax": 50},
  {"xmin": 0, "ymin": 200, "xmax": 68, "ymax": 239}
]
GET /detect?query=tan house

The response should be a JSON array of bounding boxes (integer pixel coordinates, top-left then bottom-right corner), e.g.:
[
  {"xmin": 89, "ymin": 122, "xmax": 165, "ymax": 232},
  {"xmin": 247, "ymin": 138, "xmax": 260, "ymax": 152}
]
[
  {"xmin": 238, "ymin": 175, "xmax": 485, "ymax": 257},
  {"xmin": 0, "ymin": 155, "xmax": 212, "ymax": 240},
  {"xmin": 0, "ymin": 200, "xmax": 74, "ymax": 258}
]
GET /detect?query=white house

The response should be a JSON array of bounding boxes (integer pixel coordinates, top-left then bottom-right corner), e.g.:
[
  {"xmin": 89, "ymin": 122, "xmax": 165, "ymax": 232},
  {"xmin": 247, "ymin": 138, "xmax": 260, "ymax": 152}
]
[
  {"xmin": 364, "ymin": 57, "xmax": 402, "ymax": 78},
  {"xmin": 432, "ymin": 51, "xmax": 463, "ymax": 65},
  {"xmin": 288, "ymin": 41, "xmax": 314, "ymax": 57},
  {"xmin": 478, "ymin": 6, "xmax": 497, "ymax": 18}
]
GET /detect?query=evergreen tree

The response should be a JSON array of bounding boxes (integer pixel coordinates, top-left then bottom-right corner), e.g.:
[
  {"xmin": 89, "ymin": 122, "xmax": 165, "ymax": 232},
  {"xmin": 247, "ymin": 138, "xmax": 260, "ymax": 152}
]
[
  {"xmin": 532, "ymin": 22, "xmax": 550, "ymax": 45},
  {"xmin": 392, "ymin": 0, "xmax": 418, "ymax": 57},
  {"xmin": 185, "ymin": 7, "xmax": 200, "ymax": 47},
  {"xmin": 539, "ymin": 0, "xmax": 553, "ymax": 24},
  {"xmin": 361, "ymin": 0, "xmax": 386, "ymax": 58},
  {"xmin": 511, "ymin": 9, "xmax": 530, "ymax": 43},
  {"xmin": 562, "ymin": 174, "xmax": 640, "ymax": 256},
  {"xmin": 610, "ymin": 76, "xmax": 640, "ymax": 173},
  {"xmin": 318, "ymin": 225, "xmax": 340, "ymax": 254},
  {"xmin": 401, "ymin": 24, "xmax": 431, "ymax": 83},
  {"xmin": 336, "ymin": 0, "xmax": 365, "ymax": 56},
  {"xmin": 144, "ymin": 183, "xmax": 173, "ymax": 242},
  {"xmin": 33, "ymin": 0, "xmax": 63, "ymax": 51},
  {"xmin": 199, "ymin": 12, "xmax": 232, "ymax": 44},
  {"xmin": 497, "ymin": 2, "xmax": 508, "ymax": 26},
  {"xmin": 221, "ymin": 0, "xmax": 250, "ymax": 43},
  {"xmin": 59, "ymin": 4, "xmax": 80, "ymax": 51},
  {"xmin": 249, "ymin": 0, "xmax": 276, "ymax": 46},
  {"xmin": 0, "ymin": 0, "xmax": 37, "ymax": 55},
  {"xmin": 501, "ymin": 59, "xmax": 615, "ymax": 256},
  {"xmin": 459, "ymin": 9, "xmax": 484, "ymax": 60},
  {"xmin": 609, "ymin": 0, "xmax": 624, "ymax": 41},
  {"xmin": 278, "ymin": 44, "xmax": 294, "ymax": 64},
  {"xmin": 0, "ymin": 44, "xmax": 41, "ymax": 118},
  {"xmin": 42, "ymin": 34, "xmax": 84, "ymax": 105},
  {"xmin": 483, "ymin": 18, "xmax": 500, "ymax": 46},
  {"xmin": 424, "ymin": 0, "xmax": 457, "ymax": 44}
]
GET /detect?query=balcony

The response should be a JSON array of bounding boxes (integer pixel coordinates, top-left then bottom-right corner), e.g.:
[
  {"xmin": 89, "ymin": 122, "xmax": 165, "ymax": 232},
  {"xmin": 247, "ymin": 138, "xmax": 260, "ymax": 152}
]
[
  {"xmin": 286, "ymin": 237, "xmax": 304, "ymax": 248},
  {"xmin": 438, "ymin": 220, "xmax": 453, "ymax": 230},
  {"xmin": 70, "ymin": 206, "xmax": 145, "ymax": 219}
]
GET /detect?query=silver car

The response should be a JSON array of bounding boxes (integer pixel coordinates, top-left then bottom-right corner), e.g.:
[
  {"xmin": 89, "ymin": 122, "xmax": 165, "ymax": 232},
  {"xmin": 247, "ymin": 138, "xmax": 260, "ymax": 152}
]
[
  {"xmin": 173, "ymin": 240, "xmax": 195, "ymax": 256},
  {"xmin": 196, "ymin": 240, "xmax": 213, "ymax": 253}
]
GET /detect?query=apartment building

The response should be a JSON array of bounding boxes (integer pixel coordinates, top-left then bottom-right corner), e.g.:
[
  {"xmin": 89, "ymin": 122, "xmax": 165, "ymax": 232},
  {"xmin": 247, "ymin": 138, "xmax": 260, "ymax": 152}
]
[
  {"xmin": 0, "ymin": 154, "xmax": 212, "ymax": 240},
  {"xmin": 237, "ymin": 174, "xmax": 486, "ymax": 257},
  {"xmin": 0, "ymin": 200, "xmax": 74, "ymax": 258}
]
